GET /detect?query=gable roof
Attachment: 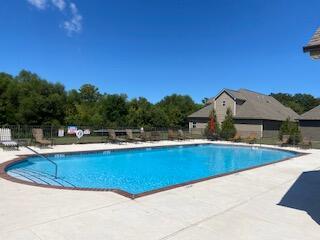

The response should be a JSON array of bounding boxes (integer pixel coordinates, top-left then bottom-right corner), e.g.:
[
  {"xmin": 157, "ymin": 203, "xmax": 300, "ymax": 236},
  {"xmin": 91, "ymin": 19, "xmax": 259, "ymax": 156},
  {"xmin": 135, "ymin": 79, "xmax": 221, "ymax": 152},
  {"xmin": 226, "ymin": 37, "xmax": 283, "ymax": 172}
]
[
  {"xmin": 303, "ymin": 27, "xmax": 320, "ymax": 53},
  {"xmin": 188, "ymin": 89, "xmax": 300, "ymax": 121},
  {"xmin": 216, "ymin": 88, "xmax": 246, "ymax": 101},
  {"xmin": 206, "ymin": 88, "xmax": 246, "ymax": 104},
  {"xmin": 300, "ymin": 105, "xmax": 320, "ymax": 120}
]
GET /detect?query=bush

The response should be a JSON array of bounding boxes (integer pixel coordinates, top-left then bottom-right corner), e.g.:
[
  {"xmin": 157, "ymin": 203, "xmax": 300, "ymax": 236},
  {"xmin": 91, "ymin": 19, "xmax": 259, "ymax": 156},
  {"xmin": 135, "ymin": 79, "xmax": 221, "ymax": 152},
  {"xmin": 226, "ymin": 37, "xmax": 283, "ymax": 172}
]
[
  {"xmin": 205, "ymin": 108, "xmax": 220, "ymax": 139},
  {"xmin": 220, "ymin": 108, "xmax": 236, "ymax": 140},
  {"xmin": 279, "ymin": 118, "xmax": 301, "ymax": 144}
]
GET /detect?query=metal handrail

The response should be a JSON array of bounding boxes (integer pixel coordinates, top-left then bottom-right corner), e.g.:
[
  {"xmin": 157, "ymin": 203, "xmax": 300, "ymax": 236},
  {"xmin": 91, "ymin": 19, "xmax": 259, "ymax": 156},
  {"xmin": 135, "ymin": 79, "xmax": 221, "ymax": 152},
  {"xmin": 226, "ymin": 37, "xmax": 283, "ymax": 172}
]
[{"xmin": 24, "ymin": 146, "xmax": 58, "ymax": 178}]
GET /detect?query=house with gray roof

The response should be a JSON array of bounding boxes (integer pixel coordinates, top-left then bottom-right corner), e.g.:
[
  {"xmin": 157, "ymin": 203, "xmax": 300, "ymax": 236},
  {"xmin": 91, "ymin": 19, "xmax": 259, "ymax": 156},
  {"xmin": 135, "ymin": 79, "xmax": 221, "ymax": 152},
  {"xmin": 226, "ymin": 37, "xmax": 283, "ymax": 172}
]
[
  {"xmin": 303, "ymin": 27, "xmax": 320, "ymax": 59},
  {"xmin": 299, "ymin": 105, "xmax": 320, "ymax": 141},
  {"xmin": 188, "ymin": 88, "xmax": 300, "ymax": 138}
]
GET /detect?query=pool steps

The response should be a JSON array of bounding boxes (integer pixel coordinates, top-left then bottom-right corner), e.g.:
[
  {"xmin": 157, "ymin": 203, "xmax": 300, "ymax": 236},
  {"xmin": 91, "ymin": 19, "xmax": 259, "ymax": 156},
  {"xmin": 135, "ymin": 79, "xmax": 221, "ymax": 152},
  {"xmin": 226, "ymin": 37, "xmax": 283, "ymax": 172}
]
[{"xmin": 8, "ymin": 169, "xmax": 76, "ymax": 187}]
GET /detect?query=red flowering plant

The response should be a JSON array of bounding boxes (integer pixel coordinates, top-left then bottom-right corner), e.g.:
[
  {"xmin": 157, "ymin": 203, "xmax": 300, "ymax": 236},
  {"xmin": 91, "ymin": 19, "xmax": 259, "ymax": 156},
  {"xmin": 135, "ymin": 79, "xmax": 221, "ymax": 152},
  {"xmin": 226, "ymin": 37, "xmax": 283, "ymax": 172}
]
[{"xmin": 205, "ymin": 108, "xmax": 220, "ymax": 139}]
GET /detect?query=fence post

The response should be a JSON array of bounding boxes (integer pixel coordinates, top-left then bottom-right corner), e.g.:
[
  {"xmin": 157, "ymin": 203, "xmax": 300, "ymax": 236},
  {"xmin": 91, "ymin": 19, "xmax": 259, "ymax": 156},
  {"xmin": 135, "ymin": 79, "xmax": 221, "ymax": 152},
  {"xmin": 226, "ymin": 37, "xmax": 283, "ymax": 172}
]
[
  {"xmin": 50, "ymin": 124, "xmax": 52, "ymax": 139},
  {"xmin": 101, "ymin": 125, "xmax": 103, "ymax": 143},
  {"xmin": 50, "ymin": 125, "xmax": 53, "ymax": 144},
  {"xmin": 18, "ymin": 125, "xmax": 21, "ymax": 142}
]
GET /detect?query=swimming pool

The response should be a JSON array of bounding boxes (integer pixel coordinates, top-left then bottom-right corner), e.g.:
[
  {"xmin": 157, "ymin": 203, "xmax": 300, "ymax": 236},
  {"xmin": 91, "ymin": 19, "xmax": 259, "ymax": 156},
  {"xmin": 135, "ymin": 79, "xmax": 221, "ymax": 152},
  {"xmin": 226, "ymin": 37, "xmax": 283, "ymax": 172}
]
[{"xmin": 5, "ymin": 144, "xmax": 297, "ymax": 198}]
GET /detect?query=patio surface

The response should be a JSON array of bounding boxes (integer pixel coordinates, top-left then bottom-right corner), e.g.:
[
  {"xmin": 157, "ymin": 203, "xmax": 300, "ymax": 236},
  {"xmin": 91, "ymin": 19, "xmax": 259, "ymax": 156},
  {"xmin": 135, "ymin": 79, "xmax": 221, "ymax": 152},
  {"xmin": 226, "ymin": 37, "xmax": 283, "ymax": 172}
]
[{"xmin": 0, "ymin": 140, "xmax": 319, "ymax": 240}]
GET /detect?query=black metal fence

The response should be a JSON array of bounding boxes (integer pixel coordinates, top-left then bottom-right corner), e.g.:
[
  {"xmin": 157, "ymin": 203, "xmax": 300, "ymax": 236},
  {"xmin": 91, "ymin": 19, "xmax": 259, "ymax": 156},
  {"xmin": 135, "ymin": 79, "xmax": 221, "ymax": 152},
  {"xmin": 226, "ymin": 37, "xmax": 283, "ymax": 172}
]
[
  {"xmin": 1, "ymin": 125, "xmax": 319, "ymax": 149},
  {"xmin": 1, "ymin": 125, "xmax": 203, "ymax": 146},
  {"xmin": 190, "ymin": 128, "xmax": 319, "ymax": 149}
]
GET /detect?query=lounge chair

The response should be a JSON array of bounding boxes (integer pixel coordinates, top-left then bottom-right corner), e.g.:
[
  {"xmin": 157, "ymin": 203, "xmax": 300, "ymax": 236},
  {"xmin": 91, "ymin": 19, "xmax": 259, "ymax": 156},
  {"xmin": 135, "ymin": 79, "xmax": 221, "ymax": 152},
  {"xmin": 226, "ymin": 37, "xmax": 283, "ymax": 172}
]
[
  {"xmin": 0, "ymin": 128, "xmax": 19, "ymax": 150},
  {"xmin": 150, "ymin": 131, "xmax": 161, "ymax": 141},
  {"xmin": 229, "ymin": 133, "xmax": 241, "ymax": 142},
  {"xmin": 139, "ymin": 131, "xmax": 151, "ymax": 142},
  {"xmin": 126, "ymin": 129, "xmax": 142, "ymax": 142},
  {"xmin": 244, "ymin": 133, "xmax": 257, "ymax": 144},
  {"xmin": 168, "ymin": 129, "xmax": 177, "ymax": 141},
  {"xmin": 299, "ymin": 137, "xmax": 312, "ymax": 149},
  {"xmin": 277, "ymin": 135, "xmax": 290, "ymax": 147},
  {"xmin": 32, "ymin": 128, "xmax": 52, "ymax": 147},
  {"xmin": 107, "ymin": 129, "xmax": 126, "ymax": 144},
  {"xmin": 178, "ymin": 130, "xmax": 192, "ymax": 140}
]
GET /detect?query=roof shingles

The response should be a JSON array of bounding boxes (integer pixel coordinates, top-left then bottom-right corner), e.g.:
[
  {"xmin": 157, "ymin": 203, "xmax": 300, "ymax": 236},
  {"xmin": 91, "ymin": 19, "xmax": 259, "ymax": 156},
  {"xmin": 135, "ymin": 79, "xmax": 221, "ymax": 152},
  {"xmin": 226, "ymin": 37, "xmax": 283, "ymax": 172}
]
[
  {"xmin": 188, "ymin": 89, "xmax": 300, "ymax": 121},
  {"xmin": 303, "ymin": 27, "xmax": 320, "ymax": 52},
  {"xmin": 300, "ymin": 105, "xmax": 320, "ymax": 120}
]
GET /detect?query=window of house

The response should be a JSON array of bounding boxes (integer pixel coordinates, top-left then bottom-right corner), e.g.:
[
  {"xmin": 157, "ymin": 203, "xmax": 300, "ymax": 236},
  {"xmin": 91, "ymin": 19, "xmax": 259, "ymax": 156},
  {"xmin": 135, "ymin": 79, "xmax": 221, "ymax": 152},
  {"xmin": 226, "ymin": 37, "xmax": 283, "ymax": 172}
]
[
  {"xmin": 192, "ymin": 122, "xmax": 197, "ymax": 128},
  {"xmin": 222, "ymin": 100, "xmax": 226, "ymax": 106}
]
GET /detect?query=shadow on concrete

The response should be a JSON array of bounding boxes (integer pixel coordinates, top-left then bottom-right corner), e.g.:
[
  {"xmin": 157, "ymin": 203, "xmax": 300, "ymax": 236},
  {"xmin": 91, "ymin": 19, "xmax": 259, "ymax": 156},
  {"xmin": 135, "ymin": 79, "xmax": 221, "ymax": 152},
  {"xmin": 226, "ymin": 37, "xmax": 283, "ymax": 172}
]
[{"xmin": 278, "ymin": 170, "xmax": 320, "ymax": 224}]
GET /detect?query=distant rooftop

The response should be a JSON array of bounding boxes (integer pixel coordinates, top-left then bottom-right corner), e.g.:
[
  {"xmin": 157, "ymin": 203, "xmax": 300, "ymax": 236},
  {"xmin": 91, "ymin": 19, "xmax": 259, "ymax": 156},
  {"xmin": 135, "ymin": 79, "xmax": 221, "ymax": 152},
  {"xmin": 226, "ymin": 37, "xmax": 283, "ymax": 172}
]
[
  {"xmin": 300, "ymin": 105, "xmax": 320, "ymax": 120},
  {"xmin": 189, "ymin": 88, "xmax": 299, "ymax": 121},
  {"xmin": 303, "ymin": 27, "xmax": 320, "ymax": 59}
]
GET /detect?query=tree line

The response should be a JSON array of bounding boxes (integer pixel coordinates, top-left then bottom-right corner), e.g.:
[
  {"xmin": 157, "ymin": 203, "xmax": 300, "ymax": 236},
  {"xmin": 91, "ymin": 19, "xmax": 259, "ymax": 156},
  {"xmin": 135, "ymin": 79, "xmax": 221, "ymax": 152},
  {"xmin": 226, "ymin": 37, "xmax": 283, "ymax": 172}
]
[
  {"xmin": 0, "ymin": 70, "xmax": 319, "ymax": 128},
  {"xmin": 270, "ymin": 93, "xmax": 320, "ymax": 115},
  {"xmin": 0, "ymin": 70, "xmax": 202, "ymax": 128}
]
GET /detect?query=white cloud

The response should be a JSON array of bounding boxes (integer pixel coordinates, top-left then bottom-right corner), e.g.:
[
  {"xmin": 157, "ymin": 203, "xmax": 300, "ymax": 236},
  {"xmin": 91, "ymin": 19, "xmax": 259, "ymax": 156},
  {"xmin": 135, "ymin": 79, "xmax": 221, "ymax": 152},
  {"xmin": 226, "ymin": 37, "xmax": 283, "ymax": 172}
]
[
  {"xmin": 63, "ymin": 3, "xmax": 83, "ymax": 36},
  {"xmin": 51, "ymin": 0, "xmax": 66, "ymax": 11},
  {"xmin": 27, "ymin": 0, "xmax": 83, "ymax": 36},
  {"xmin": 27, "ymin": 0, "xmax": 47, "ymax": 9}
]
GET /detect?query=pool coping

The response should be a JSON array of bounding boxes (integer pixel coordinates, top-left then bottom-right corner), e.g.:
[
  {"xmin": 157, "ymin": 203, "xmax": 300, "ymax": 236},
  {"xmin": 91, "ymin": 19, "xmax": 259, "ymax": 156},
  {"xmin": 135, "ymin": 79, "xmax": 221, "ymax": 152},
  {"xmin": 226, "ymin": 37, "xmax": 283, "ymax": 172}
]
[{"xmin": 0, "ymin": 143, "xmax": 308, "ymax": 199}]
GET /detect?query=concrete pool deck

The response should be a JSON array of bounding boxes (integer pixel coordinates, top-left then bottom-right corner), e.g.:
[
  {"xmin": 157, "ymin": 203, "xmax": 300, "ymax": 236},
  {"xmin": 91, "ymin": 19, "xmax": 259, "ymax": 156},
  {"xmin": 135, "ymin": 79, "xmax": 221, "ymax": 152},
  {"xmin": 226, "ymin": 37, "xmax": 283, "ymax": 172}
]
[{"xmin": 0, "ymin": 140, "xmax": 319, "ymax": 239}]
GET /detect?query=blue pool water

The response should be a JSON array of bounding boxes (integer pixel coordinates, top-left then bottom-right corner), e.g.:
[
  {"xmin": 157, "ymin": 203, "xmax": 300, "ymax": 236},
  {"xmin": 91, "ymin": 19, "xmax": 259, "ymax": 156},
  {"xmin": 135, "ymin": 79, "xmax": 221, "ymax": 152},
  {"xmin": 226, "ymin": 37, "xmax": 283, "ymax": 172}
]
[{"xmin": 6, "ymin": 144, "xmax": 296, "ymax": 194}]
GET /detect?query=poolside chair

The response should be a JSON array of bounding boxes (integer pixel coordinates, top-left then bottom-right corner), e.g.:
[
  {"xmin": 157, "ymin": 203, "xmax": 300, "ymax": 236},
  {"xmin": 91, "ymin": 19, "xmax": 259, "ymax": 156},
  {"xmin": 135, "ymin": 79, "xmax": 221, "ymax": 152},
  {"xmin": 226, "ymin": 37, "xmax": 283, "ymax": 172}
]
[
  {"xmin": 0, "ymin": 128, "xmax": 19, "ymax": 150},
  {"xmin": 140, "ymin": 131, "xmax": 151, "ymax": 142},
  {"xmin": 126, "ymin": 129, "xmax": 142, "ymax": 142},
  {"xmin": 244, "ymin": 133, "xmax": 257, "ymax": 144},
  {"xmin": 299, "ymin": 137, "xmax": 312, "ymax": 149},
  {"xmin": 32, "ymin": 128, "xmax": 52, "ymax": 147},
  {"xmin": 277, "ymin": 135, "xmax": 290, "ymax": 147},
  {"xmin": 168, "ymin": 129, "xmax": 177, "ymax": 141},
  {"xmin": 150, "ymin": 131, "xmax": 161, "ymax": 141},
  {"xmin": 107, "ymin": 129, "xmax": 126, "ymax": 144},
  {"xmin": 178, "ymin": 130, "xmax": 192, "ymax": 141},
  {"xmin": 230, "ymin": 133, "xmax": 241, "ymax": 142}
]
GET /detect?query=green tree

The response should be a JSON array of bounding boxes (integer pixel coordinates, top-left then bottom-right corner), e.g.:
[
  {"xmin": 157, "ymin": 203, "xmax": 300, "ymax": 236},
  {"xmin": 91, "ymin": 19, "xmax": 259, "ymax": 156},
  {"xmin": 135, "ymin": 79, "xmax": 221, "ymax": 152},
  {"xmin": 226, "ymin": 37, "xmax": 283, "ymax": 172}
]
[
  {"xmin": 65, "ymin": 90, "xmax": 81, "ymax": 125},
  {"xmin": 149, "ymin": 106, "xmax": 169, "ymax": 128},
  {"xmin": 271, "ymin": 93, "xmax": 320, "ymax": 114},
  {"xmin": 279, "ymin": 118, "xmax": 301, "ymax": 144},
  {"xmin": 220, "ymin": 108, "xmax": 236, "ymax": 140},
  {"xmin": 293, "ymin": 94, "xmax": 320, "ymax": 113},
  {"xmin": 69, "ymin": 103, "xmax": 101, "ymax": 126},
  {"xmin": 126, "ymin": 97, "xmax": 153, "ymax": 128},
  {"xmin": 65, "ymin": 84, "xmax": 103, "ymax": 125},
  {"xmin": 99, "ymin": 94, "xmax": 128, "ymax": 127},
  {"xmin": 14, "ymin": 70, "xmax": 67, "ymax": 125},
  {"xmin": 0, "ymin": 73, "xmax": 18, "ymax": 124},
  {"xmin": 157, "ymin": 94, "xmax": 201, "ymax": 128},
  {"xmin": 79, "ymin": 84, "xmax": 100, "ymax": 103}
]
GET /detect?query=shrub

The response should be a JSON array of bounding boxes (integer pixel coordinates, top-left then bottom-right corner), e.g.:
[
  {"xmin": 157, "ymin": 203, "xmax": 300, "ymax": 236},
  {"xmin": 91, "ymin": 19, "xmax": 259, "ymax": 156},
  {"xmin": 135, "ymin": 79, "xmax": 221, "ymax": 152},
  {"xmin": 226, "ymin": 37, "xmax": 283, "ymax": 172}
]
[
  {"xmin": 205, "ymin": 108, "xmax": 220, "ymax": 139},
  {"xmin": 220, "ymin": 108, "xmax": 236, "ymax": 140},
  {"xmin": 279, "ymin": 118, "xmax": 301, "ymax": 144}
]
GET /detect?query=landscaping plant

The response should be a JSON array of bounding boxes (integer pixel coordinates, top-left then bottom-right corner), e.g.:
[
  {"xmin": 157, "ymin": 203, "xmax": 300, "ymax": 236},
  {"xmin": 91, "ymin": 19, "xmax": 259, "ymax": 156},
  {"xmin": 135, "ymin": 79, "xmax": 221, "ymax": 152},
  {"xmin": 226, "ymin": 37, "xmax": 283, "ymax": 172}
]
[
  {"xmin": 220, "ymin": 108, "xmax": 236, "ymax": 140},
  {"xmin": 279, "ymin": 118, "xmax": 301, "ymax": 144}
]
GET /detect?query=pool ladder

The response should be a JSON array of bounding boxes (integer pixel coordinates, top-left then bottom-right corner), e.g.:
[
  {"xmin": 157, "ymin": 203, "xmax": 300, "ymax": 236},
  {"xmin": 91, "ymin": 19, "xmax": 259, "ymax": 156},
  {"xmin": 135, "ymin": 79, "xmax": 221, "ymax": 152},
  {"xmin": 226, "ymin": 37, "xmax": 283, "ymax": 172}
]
[{"xmin": 24, "ymin": 146, "xmax": 58, "ymax": 178}]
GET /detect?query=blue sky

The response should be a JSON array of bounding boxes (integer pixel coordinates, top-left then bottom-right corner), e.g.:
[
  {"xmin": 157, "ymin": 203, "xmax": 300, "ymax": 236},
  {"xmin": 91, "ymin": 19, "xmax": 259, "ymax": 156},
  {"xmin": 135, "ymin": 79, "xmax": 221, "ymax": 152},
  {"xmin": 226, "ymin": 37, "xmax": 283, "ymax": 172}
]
[{"xmin": 1, "ymin": 0, "xmax": 320, "ymax": 103}]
